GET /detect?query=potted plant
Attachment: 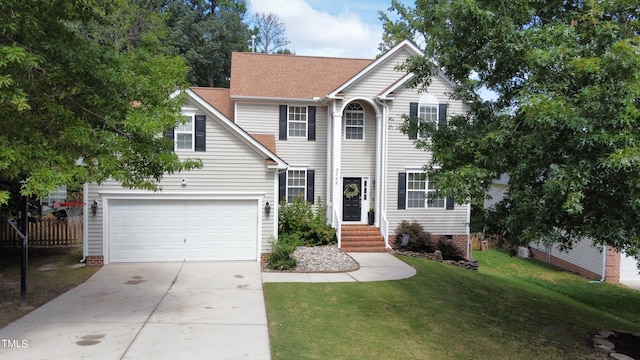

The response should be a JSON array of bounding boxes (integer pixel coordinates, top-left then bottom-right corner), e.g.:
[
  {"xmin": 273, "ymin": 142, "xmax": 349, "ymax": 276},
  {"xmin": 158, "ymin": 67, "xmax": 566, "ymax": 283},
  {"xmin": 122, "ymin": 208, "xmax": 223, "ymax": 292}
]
[{"xmin": 367, "ymin": 207, "xmax": 375, "ymax": 225}]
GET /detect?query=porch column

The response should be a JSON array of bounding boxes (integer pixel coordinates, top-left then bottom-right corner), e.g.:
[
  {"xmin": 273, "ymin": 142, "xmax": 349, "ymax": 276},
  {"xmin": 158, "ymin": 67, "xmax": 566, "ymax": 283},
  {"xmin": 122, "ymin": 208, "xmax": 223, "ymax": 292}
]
[
  {"xmin": 375, "ymin": 112, "xmax": 382, "ymax": 226},
  {"xmin": 332, "ymin": 112, "xmax": 343, "ymax": 227}
]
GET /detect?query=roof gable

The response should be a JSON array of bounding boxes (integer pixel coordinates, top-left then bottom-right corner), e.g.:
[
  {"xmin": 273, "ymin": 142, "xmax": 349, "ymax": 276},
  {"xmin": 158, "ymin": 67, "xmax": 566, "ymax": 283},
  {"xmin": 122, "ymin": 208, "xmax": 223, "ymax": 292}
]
[
  {"xmin": 230, "ymin": 52, "xmax": 372, "ymax": 100},
  {"xmin": 190, "ymin": 87, "xmax": 234, "ymax": 121},
  {"xmin": 328, "ymin": 40, "xmax": 423, "ymax": 98},
  {"xmin": 173, "ymin": 89, "xmax": 287, "ymax": 169}
]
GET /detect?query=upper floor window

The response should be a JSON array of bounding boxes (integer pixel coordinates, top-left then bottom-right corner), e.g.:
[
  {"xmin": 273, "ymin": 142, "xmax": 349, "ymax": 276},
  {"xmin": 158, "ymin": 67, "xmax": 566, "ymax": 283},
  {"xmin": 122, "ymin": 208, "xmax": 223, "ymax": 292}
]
[
  {"xmin": 407, "ymin": 172, "xmax": 445, "ymax": 209},
  {"xmin": 408, "ymin": 94, "xmax": 446, "ymax": 140},
  {"xmin": 418, "ymin": 93, "xmax": 439, "ymax": 138},
  {"xmin": 345, "ymin": 102, "xmax": 364, "ymax": 140},
  {"xmin": 419, "ymin": 105, "xmax": 438, "ymax": 130},
  {"xmin": 287, "ymin": 169, "xmax": 307, "ymax": 203},
  {"xmin": 288, "ymin": 106, "xmax": 307, "ymax": 138},
  {"xmin": 176, "ymin": 114, "xmax": 194, "ymax": 150}
]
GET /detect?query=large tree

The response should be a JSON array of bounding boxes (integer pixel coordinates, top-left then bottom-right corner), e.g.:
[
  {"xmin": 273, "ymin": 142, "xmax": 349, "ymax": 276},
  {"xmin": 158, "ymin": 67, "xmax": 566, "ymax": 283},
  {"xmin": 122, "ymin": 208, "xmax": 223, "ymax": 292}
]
[
  {"xmin": 164, "ymin": 0, "xmax": 251, "ymax": 87},
  {"xmin": 383, "ymin": 0, "xmax": 640, "ymax": 257},
  {"xmin": 0, "ymin": 0, "xmax": 201, "ymax": 210},
  {"xmin": 252, "ymin": 12, "xmax": 290, "ymax": 54}
]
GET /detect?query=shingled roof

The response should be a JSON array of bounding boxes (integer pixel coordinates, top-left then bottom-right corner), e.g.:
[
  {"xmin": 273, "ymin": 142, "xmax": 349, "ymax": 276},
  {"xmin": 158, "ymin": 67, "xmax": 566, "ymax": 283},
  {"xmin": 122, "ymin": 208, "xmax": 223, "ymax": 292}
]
[
  {"xmin": 230, "ymin": 52, "xmax": 373, "ymax": 99},
  {"xmin": 190, "ymin": 87, "xmax": 234, "ymax": 121}
]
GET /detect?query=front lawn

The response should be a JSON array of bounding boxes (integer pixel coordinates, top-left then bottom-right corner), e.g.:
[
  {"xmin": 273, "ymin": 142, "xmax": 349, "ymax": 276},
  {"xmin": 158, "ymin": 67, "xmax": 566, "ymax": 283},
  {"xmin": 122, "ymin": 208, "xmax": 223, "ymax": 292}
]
[{"xmin": 264, "ymin": 250, "xmax": 640, "ymax": 360}]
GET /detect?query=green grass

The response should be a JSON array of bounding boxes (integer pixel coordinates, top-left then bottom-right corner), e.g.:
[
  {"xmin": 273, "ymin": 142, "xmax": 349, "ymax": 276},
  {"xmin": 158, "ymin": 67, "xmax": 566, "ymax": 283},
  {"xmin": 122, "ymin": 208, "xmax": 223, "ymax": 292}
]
[{"xmin": 264, "ymin": 250, "xmax": 640, "ymax": 360}]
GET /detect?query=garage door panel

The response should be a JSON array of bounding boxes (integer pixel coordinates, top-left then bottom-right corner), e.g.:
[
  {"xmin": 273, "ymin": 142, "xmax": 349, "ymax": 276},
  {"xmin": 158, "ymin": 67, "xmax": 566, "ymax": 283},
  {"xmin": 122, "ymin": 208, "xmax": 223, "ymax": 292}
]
[
  {"xmin": 109, "ymin": 199, "xmax": 258, "ymax": 262},
  {"xmin": 620, "ymin": 252, "xmax": 640, "ymax": 283}
]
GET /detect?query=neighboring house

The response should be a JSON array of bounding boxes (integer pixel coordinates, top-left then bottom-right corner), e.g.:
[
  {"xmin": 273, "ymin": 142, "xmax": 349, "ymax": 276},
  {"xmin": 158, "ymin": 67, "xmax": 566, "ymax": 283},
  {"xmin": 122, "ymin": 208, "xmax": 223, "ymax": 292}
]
[
  {"xmin": 485, "ymin": 180, "xmax": 640, "ymax": 286},
  {"xmin": 83, "ymin": 40, "xmax": 471, "ymax": 265}
]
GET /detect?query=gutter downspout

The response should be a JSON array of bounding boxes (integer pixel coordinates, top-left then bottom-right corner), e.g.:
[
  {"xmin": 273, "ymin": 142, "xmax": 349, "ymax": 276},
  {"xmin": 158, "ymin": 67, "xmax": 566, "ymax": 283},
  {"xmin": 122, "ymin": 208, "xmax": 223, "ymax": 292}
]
[
  {"xmin": 600, "ymin": 245, "xmax": 607, "ymax": 282},
  {"xmin": 466, "ymin": 198, "xmax": 471, "ymax": 259},
  {"xmin": 81, "ymin": 183, "xmax": 88, "ymax": 263}
]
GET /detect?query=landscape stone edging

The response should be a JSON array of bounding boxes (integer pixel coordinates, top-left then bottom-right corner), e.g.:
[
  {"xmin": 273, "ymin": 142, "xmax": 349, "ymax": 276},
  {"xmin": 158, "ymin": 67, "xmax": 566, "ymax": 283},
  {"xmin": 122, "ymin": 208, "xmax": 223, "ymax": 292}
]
[
  {"xmin": 593, "ymin": 330, "xmax": 640, "ymax": 360},
  {"xmin": 392, "ymin": 249, "xmax": 480, "ymax": 271}
]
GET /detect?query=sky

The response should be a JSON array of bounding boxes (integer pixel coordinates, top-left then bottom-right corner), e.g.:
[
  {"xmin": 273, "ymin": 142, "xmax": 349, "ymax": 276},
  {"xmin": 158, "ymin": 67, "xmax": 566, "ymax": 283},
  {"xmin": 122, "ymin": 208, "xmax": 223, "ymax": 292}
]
[{"xmin": 248, "ymin": 0, "xmax": 414, "ymax": 59}]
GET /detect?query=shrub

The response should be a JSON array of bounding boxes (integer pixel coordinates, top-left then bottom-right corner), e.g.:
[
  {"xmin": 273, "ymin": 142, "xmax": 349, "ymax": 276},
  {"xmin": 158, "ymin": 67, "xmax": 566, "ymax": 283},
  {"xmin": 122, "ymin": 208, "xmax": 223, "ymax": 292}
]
[
  {"xmin": 279, "ymin": 196, "xmax": 336, "ymax": 247},
  {"xmin": 394, "ymin": 220, "xmax": 435, "ymax": 252},
  {"xmin": 436, "ymin": 237, "xmax": 465, "ymax": 261},
  {"xmin": 267, "ymin": 234, "xmax": 298, "ymax": 270}
]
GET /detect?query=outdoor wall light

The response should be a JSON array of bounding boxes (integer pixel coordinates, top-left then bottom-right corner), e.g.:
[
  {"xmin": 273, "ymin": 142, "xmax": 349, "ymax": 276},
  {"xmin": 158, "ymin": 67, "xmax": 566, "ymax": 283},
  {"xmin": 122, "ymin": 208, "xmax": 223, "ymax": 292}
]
[
  {"xmin": 91, "ymin": 200, "xmax": 98, "ymax": 216},
  {"xmin": 265, "ymin": 201, "xmax": 271, "ymax": 216}
]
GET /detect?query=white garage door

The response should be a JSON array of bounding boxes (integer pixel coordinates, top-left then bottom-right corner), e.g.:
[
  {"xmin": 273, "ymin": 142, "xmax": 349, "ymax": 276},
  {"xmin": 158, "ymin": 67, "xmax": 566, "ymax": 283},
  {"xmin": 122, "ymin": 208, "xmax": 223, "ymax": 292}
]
[
  {"xmin": 620, "ymin": 252, "xmax": 640, "ymax": 283},
  {"xmin": 109, "ymin": 199, "xmax": 258, "ymax": 262}
]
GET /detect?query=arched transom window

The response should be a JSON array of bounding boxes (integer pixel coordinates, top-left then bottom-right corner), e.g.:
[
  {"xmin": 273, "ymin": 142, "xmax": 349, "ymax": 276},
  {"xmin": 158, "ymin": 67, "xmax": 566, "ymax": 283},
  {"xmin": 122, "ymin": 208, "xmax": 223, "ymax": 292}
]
[{"xmin": 345, "ymin": 102, "xmax": 364, "ymax": 140}]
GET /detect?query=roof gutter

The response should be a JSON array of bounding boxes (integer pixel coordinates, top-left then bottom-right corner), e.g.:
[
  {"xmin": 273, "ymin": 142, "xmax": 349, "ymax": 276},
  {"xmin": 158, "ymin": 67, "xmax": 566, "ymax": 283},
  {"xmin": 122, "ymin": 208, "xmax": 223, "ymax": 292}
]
[{"xmin": 231, "ymin": 95, "xmax": 324, "ymax": 103}]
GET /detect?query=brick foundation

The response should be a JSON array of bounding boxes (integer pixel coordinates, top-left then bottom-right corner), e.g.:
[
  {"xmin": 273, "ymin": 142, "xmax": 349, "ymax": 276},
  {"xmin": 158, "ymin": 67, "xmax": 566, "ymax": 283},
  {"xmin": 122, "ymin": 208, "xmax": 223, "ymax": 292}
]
[
  {"xmin": 530, "ymin": 247, "xmax": 605, "ymax": 282},
  {"xmin": 451, "ymin": 235, "xmax": 468, "ymax": 258},
  {"xmin": 390, "ymin": 234, "xmax": 469, "ymax": 258},
  {"xmin": 605, "ymin": 247, "xmax": 621, "ymax": 283},
  {"xmin": 85, "ymin": 256, "xmax": 104, "ymax": 266}
]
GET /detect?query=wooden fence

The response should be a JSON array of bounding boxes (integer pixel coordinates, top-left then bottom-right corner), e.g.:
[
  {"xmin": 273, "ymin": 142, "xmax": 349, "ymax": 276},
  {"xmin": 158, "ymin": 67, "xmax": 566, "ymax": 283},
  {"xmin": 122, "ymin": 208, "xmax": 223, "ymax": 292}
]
[
  {"xmin": 470, "ymin": 233, "xmax": 499, "ymax": 251},
  {"xmin": 0, "ymin": 218, "xmax": 82, "ymax": 247}
]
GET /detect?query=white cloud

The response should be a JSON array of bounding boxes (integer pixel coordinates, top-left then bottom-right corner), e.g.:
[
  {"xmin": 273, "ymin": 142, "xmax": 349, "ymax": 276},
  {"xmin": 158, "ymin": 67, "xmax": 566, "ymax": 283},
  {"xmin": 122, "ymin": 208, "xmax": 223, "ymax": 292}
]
[{"xmin": 249, "ymin": 0, "xmax": 383, "ymax": 58}]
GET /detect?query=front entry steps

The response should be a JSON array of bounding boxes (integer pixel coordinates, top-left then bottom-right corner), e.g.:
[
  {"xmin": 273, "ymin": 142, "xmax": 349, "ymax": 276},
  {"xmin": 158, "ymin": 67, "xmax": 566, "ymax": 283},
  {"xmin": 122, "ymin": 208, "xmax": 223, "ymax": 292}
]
[{"xmin": 340, "ymin": 225, "xmax": 387, "ymax": 252}]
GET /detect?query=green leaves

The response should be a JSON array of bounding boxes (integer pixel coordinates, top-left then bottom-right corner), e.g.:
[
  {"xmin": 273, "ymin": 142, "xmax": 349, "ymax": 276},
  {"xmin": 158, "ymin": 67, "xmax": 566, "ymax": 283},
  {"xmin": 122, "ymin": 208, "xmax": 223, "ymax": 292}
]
[
  {"xmin": 0, "ymin": 1, "xmax": 198, "ymax": 208},
  {"xmin": 390, "ymin": 0, "xmax": 640, "ymax": 255}
]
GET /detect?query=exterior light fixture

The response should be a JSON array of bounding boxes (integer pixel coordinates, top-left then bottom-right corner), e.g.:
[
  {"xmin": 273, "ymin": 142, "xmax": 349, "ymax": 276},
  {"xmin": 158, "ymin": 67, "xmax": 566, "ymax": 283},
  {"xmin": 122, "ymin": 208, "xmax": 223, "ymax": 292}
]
[
  {"xmin": 91, "ymin": 200, "xmax": 98, "ymax": 216},
  {"xmin": 265, "ymin": 201, "xmax": 271, "ymax": 216}
]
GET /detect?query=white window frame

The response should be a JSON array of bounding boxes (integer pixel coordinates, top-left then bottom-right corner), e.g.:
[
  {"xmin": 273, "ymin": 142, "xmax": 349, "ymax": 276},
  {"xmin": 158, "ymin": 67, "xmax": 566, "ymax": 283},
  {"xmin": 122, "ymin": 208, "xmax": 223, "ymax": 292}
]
[
  {"xmin": 175, "ymin": 111, "xmax": 195, "ymax": 151},
  {"xmin": 418, "ymin": 104, "xmax": 438, "ymax": 139},
  {"xmin": 344, "ymin": 102, "xmax": 365, "ymax": 140},
  {"xmin": 406, "ymin": 171, "xmax": 445, "ymax": 209},
  {"xmin": 288, "ymin": 106, "xmax": 307, "ymax": 138},
  {"xmin": 286, "ymin": 168, "xmax": 307, "ymax": 203}
]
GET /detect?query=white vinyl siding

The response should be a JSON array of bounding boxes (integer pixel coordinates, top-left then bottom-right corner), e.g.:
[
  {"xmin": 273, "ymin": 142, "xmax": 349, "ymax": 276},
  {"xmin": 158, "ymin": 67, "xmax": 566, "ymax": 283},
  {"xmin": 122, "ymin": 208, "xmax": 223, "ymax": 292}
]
[
  {"xmin": 234, "ymin": 101, "xmax": 328, "ymax": 208},
  {"xmin": 385, "ymin": 76, "xmax": 469, "ymax": 236},
  {"xmin": 345, "ymin": 48, "xmax": 414, "ymax": 98},
  {"xmin": 87, "ymin": 100, "xmax": 278, "ymax": 259},
  {"xmin": 529, "ymin": 239, "xmax": 604, "ymax": 278},
  {"xmin": 341, "ymin": 101, "xmax": 376, "ymax": 178}
]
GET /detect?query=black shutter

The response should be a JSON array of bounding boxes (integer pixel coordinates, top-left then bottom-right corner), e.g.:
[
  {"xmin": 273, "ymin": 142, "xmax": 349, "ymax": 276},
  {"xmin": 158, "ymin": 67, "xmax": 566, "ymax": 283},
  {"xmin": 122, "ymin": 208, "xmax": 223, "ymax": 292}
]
[
  {"xmin": 306, "ymin": 169, "xmax": 315, "ymax": 204},
  {"xmin": 279, "ymin": 105, "xmax": 287, "ymax": 140},
  {"xmin": 438, "ymin": 104, "xmax": 447, "ymax": 127},
  {"xmin": 279, "ymin": 172, "xmax": 286, "ymax": 203},
  {"xmin": 445, "ymin": 197, "xmax": 454, "ymax": 210},
  {"xmin": 195, "ymin": 115, "xmax": 206, "ymax": 151},
  {"xmin": 164, "ymin": 128, "xmax": 175, "ymax": 151},
  {"xmin": 398, "ymin": 172, "xmax": 407, "ymax": 209},
  {"xmin": 307, "ymin": 106, "xmax": 316, "ymax": 141},
  {"xmin": 409, "ymin": 102, "xmax": 418, "ymax": 139}
]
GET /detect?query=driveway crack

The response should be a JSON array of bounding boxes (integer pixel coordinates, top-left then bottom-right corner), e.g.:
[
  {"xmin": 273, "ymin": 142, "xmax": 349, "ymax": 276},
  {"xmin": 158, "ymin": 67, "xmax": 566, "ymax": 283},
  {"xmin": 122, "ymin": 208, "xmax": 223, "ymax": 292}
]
[{"xmin": 119, "ymin": 261, "xmax": 185, "ymax": 359}]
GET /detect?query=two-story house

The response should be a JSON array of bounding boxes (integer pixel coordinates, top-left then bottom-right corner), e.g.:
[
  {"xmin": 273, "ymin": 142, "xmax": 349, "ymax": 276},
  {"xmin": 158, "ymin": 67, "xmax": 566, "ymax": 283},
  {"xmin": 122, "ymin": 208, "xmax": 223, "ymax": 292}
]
[{"xmin": 83, "ymin": 40, "xmax": 471, "ymax": 265}]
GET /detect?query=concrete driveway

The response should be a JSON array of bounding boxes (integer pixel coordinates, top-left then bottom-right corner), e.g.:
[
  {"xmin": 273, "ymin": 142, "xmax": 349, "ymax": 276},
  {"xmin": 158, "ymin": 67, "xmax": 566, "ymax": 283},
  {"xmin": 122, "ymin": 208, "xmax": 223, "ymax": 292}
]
[{"xmin": 0, "ymin": 262, "xmax": 270, "ymax": 360}]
